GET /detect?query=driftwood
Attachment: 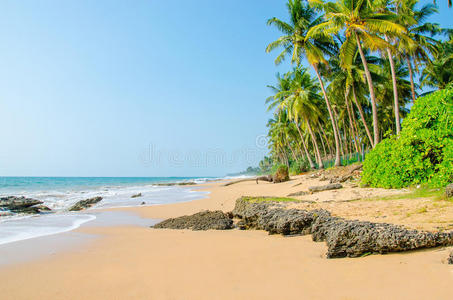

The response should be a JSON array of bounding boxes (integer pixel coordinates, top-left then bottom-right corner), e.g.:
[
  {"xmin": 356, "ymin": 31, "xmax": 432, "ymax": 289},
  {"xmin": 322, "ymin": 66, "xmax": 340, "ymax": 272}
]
[
  {"xmin": 256, "ymin": 175, "xmax": 273, "ymax": 184},
  {"xmin": 222, "ymin": 178, "xmax": 257, "ymax": 187},
  {"xmin": 222, "ymin": 175, "xmax": 275, "ymax": 187},
  {"xmin": 308, "ymin": 183, "xmax": 343, "ymax": 193}
]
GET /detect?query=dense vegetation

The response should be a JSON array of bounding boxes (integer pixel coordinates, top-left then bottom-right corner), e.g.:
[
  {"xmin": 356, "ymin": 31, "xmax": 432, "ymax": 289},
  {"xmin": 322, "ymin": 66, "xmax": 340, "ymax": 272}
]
[
  {"xmin": 252, "ymin": 0, "xmax": 452, "ymax": 182},
  {"xmin": 362, "ymin": 85, "xmax": 452, "ymax": 188}
]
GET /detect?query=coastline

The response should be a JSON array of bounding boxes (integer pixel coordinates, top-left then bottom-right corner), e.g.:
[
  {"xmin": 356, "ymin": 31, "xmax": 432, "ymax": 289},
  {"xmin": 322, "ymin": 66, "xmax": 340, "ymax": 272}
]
[{"xmin": 1, "ymin": 177, "xmax": 453, "ymax": 299}]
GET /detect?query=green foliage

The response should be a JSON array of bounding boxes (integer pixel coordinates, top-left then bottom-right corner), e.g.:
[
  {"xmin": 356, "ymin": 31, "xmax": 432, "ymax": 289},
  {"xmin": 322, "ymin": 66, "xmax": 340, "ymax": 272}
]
[
  {"xmin": 362, "ymin": 86, "xmax": 453, "ymax": 188},
  {"xmin": 289, "ymin": 158, "xmax": 310, "ymax": 174}
]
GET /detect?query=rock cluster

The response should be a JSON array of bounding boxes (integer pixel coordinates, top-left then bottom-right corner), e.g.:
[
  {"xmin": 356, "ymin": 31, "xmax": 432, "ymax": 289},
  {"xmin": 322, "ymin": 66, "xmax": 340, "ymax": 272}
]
[
  {"xmin": 152, "ymin": 210, "xmax": 233, "ymax": 230},
  {"xmin": 0, "ymin": 196, "xmax": 50, "ymax": 214},
  {"xmin": 69, "ymin": 196, "xmax": 103, "ymax": 211},
  {"xmin": 232, "ymin": 197, "xmax": 453, "ymax": 258}
]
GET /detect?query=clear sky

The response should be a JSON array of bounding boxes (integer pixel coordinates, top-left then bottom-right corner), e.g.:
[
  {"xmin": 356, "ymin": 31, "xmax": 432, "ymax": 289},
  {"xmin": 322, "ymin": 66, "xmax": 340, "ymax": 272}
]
[{"xmin": 0, "ymin": 0, "xmax": 450, "ymax": 177}]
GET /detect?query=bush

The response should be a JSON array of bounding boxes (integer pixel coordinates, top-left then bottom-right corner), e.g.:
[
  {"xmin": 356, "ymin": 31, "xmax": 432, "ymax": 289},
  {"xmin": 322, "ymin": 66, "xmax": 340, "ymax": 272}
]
[
  {"xmin": 273, "ymin": 165, "xmax": 290, "ymax": 183},
  {"xmin": 289, "ymin": 159, "xmax": 310, "ymax": 175},
  {"xmin": 362, "ymin": 86, "xmax": 453, "ymax": 188}
]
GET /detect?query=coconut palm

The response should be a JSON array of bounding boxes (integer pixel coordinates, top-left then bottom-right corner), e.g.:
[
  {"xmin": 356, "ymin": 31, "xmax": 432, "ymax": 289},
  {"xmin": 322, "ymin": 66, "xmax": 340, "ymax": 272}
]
[
  {"xmin": 266, "ymin": 0, "xmax": 342, "ymax": 166},
  {"xmin": 307, "ymin": 0, "xmax": 406, "ymax": 145}
]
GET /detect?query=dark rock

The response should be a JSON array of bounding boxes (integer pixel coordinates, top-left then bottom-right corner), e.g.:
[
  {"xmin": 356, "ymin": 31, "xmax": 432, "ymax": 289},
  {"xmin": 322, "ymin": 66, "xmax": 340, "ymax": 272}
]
[
  {"xmin": 155, "ymin": 182, "xmax": 196, "ymax": 186},
  {"xmin": 287, "ymin": 191, "xmax": 308, "ymax": 197},
  {"xmin": 152, "ymin": 210, "xmax": 233, "ymax": 230},
  {"xmin": 131, "ymin": 193, "xmax": 142, "ymax": 198},
  {"xmin": 140, "ymin": 201, "xmax": 146, "ymax": 205},
  {"xmin": 308, "ymin": 183, "xmax": 342, "ymax": 193},
  {"xmin": 34, "ymin": 205, "xmax": 52, "ymax": 212},
  {"xmin": 69, "ymin": 197, "xmax": 103, "ymax": 211},
  {"xmin": 311, "ymin": 215, "xmax": 453, "ymax": 258},
  {"xmin": 448, "ymin": 251, "xmax": 453, "ymax": 264},
  {"xmin": 446, "ymin": 183, "xmax": 453, "ymax": 198},
  {"xmin": 0, "ymin": 196, "xmax": 44, "ymax": 213},
  {"xmin": 231, "ymin": 197, "xmax": 453, "ymax": 258}
]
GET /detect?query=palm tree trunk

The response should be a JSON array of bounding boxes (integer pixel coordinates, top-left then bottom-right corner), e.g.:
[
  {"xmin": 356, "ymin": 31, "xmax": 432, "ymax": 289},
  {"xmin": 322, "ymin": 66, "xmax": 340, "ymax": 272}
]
[
  {"xmin": 312, "ymin": 64, "xmax": 341, "ymax": 166},
  {"xmin": 287, "ymin": 142, "xmax": 297, "ymax": 161},
  {"xmin": 345, "ymin": 89, "xmax": 360, "ymax": 153},
  {"xmin": 319, "ymin": 126, "xmax": 333, "ymax": 157},
  {"xmin": 294, "ymin": 122, "xmax": 316, "ymax": 169},
  {"xmin": 318, "ymin": 130, "xmax": 327, "ymax": 158},
  {"xmin": 349, "ymin": 95, "xmax": 362, "ymax": 152},
  {"xmin": 355, "ymin": 33, "xmax": 380, "ymax": 146},
  {"xmin": 384, "ymin": 35, "xmax": 401, "ymax": 135},
  {"xmin": 333, "ymin": 107, "xmax": 345, "ymax": 157},
  {"xmin": 351, "ymin": 83, "xmax": 374, "ymax": 147},
  {"xmin": 406, "ymin": 55, "xmax": 417, "ymax": 103},
  {"xmin": 306, "ymin": 120, "xmax": 324, "ymax": 169}
]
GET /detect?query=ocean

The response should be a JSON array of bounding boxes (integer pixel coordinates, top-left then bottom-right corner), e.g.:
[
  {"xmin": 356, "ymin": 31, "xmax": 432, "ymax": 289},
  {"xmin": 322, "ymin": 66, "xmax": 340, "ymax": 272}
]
[{"xmin": 0, "ymin": 176, "xmax": 216, "ymax": 245}]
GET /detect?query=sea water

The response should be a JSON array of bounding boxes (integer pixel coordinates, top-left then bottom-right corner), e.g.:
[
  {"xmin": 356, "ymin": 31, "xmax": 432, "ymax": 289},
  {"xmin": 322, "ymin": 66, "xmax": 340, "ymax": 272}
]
[{"xmin": 0, "ymin": 177, "xmax": 214, "ymax": 245}]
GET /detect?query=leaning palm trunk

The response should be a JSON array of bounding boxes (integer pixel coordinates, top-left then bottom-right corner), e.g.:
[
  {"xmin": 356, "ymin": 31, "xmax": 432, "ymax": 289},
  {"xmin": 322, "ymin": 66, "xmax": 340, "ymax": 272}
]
[
  {"xmin": 351, "ymin": 83, "xmax": 374, "ymax": 147},
  {"xmin": 294, "ymin": 122, "xmax": 316, "ymax": 169},
  {"xmin": 306, "ymin": 120, "xmax": 324, "ymax": 169},
  {"xmin": 312, "ymin": 63, "xmax": 341, "ymax": 166},
  {"xmin": 349, "ymin": 96, "xmax": 362, "ymax": 153},
  {"xmin": 345, "ymin": 89, "xmax": 360, "ymax": 153},
  {"xmin": 384, "ymin": 35, "xmax": 401, "ymax": 135},
  {"xmin": 333, "ymin": 107, "xmax": 345, "ymax": 157},
  {"xmin": 355, "ymin": 34, "xmax": 380, "ymax": 146},
  {"xmin": 405, "ymin": 55, "xmax": 417, "ymax": 103},
  {"xmin": 318, "ymin": 130, "xmax": 327, "ymax": 158},
  {"xmin": 320, "ymin": 126, "xmax": 333, "ymax": 157}
]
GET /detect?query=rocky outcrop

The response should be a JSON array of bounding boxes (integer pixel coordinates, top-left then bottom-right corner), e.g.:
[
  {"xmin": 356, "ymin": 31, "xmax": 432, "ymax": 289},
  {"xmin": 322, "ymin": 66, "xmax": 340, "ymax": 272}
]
[
  {"xmin": 152, "ymin": 210, "xmax": 233, "ymax": 230},
  {"xmin": 155, "ymin": 182, "xmax": 196, "ymax": 186},
  {"xmin": 308, "ymin": 183, "xmax": 342, "ymax": 193},
  {"xmin": 446, "ymin": 183, "xmax": 453, "ymax": 198},
  {"xmin": 232, "ymin": 197, "xmax": 453, "ymax": 258},
  {"xmin": 0, "ymin": 196, "xmax": 48, "ymax": 214},
  {"xmin": 131, "ymin": 193, "xmax": 142, "ymax": 198},
  {"xmin": 68, "ymin": 197, "xmax": 103, "ymax": 211}
]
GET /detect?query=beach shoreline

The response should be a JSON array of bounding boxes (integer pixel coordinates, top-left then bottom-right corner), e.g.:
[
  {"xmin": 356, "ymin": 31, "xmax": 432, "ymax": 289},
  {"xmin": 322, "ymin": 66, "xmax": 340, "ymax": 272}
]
[{"xmin": 1, "ymin": 176, "xmax": 453, "ymax": 299}]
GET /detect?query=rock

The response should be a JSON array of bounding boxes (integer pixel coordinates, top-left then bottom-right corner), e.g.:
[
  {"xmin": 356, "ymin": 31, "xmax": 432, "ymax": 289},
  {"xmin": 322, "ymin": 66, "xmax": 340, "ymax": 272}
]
[
  {"xmin": 273, "ymin": 165, "xmax": 289, "ymax": 183},
  {"xmin": 131, "ymin": 193, "xmax": 142, "ymax": 198},
  {"xmin": 446, "ymin": 184, "xmax": 453, "ymax": 198},
  {"xmin": 287, "ymin": 191, "xmax": 308, "ymax": 197},
  {"xmin": 308, "ymin": 183, "xmax": 343, "ymax": 193},
  {"xmin": 231, "ymin": 197, "xmax": 453, "ymax": 258},
  {"xmin": 448, "ymin": 251, "xmax": 453, "ymax": 264},
  {"xmin": 155, "ymin": 182, "xmax": 196, "ymax": 186},
  {"xmin": 0, "ymin": 196, "xmax": 44, "ymax": 213},
  {"xmin": 311, "ymin": 215, "xmax": 453, "ymax": 258},
  {"xmin": 152, "ymin": 210, "xmax": 233, "ymax": 230},
  {"xmin": 69, "ymin": 197, "xmax": 103, "ymax": 211},
  {"xmin": 141, "ymin": 201, "xmax": 146, "ymax": 205}
]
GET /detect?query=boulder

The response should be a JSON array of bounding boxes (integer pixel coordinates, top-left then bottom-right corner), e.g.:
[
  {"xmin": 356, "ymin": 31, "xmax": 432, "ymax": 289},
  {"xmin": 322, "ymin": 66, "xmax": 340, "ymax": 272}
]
[
  {"xmin": 69, "ymin": 197, "xmax": 103, "ymax": 211},
  {"xmin": 131, "ymin": 193, "xmax": 142, "ymax": 198},
  {"xmin": 308, "ymin": 183, "xmax": 342, "ymax": 193},
  {"xmin": 0, "ymin": 196, "xmax": 44, "ymax": 214},
  {"xmin": 446, "ymin": 184, "xmax": 453, "ymax": 198},
  {"xmin": 152, "ymin": 210, "xmax": 233, "ymax": 230}
]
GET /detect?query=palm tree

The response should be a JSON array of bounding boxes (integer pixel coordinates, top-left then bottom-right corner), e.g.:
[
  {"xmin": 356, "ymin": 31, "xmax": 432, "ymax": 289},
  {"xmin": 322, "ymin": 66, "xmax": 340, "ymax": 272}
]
[
  {"xmin": 308, "ymin": 0, "xmax": 406, "ymax": 146},
  {"xmin": 266, "ymin": 0, "xmax": 342, "ymax": 166},
  {"xmin": 420, "ymin": 38, "xmax": 453, "ymax": 89},
  {"xmin": 266, "ymin": 72, "xmax": 317, "ymax": 169},
  {"xmin": 396, "ymin": 0, "xmax": 442, "ymax": 102},
  {"xmin": 278, "ymin": 67, "xmax": 325, "ymax": 168}
]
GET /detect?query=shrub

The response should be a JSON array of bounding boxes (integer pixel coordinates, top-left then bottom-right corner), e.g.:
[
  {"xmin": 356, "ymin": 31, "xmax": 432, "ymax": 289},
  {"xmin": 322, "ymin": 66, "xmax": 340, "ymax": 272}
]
[
  {"xmin": 362, "ymin": 86, "xmax": 453, "ymax": 188},
  {"xmin": 289, "ymin": 159, "xmax": 310, "ymax": 175}
]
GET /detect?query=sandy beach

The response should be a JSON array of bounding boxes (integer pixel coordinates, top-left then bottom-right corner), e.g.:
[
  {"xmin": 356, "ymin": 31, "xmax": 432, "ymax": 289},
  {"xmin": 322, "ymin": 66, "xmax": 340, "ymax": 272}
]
[{"xmin": 1, "ymin": 176, "xmax": 452, "ymax": 300}]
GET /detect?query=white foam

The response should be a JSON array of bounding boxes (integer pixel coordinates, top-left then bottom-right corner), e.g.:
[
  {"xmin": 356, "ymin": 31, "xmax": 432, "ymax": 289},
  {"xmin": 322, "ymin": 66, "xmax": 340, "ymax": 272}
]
[{"xmin": 0, "ymin": 214, "xmax": 96, "ymax": 245}]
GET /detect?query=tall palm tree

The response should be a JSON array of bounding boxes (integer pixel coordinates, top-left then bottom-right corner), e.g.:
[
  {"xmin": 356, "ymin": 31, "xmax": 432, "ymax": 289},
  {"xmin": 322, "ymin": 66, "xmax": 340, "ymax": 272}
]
[
  {"xmin": 396, "ymin": 0, "xmax": 442, "ymax": 102},
  {"xmin": 308, "ymin": 0, "xmax": 406, "ymax": 146},
  {"xmin": 266, "ymin": 0, "xmax": 342, "ymax": 166},
  {"xmin": 266, "ymin": 72, "xmax": 317, "ymax": 169}
]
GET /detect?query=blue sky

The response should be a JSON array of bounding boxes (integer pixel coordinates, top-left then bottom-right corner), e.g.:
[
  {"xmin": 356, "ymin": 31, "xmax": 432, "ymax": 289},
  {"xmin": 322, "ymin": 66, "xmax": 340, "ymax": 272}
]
[{"xmin": 0, "ymin": 0, "xmax": 451, "ymax": 177}]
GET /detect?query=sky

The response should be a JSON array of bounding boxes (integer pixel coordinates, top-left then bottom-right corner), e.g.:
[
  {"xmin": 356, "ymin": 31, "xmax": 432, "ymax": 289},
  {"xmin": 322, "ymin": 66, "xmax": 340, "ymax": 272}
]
[{"xmin": 0, "ymin": 0, "xmax": 451, "ymax": 177}]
